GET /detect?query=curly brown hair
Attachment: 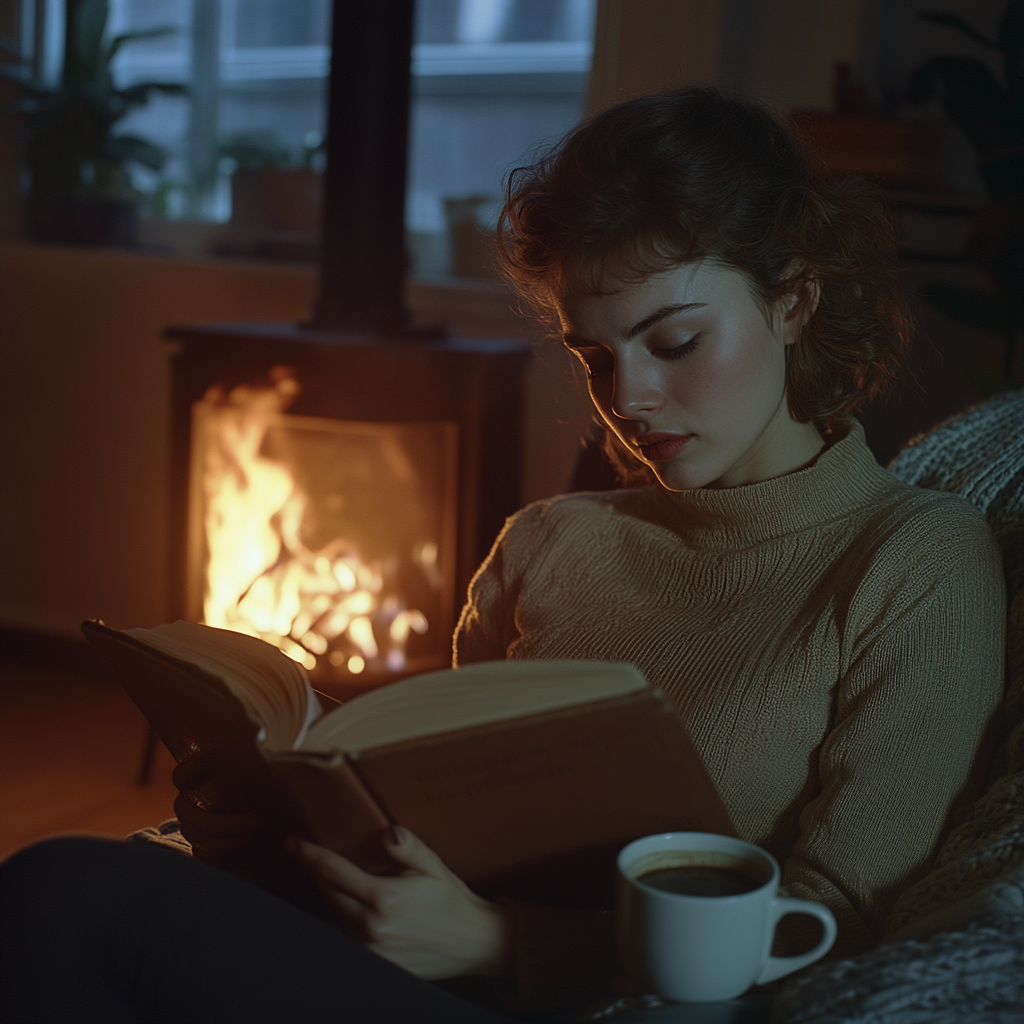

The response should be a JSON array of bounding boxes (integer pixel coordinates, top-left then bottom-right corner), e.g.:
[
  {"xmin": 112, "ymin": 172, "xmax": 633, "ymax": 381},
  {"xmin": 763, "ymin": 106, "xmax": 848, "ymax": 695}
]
[{"xmin": 497, "ymin": 86, "xmax": 912, "ymax": 482}]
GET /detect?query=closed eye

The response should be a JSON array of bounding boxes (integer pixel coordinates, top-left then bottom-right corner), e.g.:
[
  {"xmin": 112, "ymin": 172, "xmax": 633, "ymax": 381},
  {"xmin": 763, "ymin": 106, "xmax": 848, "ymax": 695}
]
[{"xmin": 655, "ymin": 336, "xmax": 701, "ymax": 360}]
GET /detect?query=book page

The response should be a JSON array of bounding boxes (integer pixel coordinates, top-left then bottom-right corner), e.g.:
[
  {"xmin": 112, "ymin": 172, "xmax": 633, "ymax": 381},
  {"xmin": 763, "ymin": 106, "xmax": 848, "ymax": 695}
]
[
  {"xmin": 125, "ymin": 622, "xmax": 310, "ymax": 750},
  {"xmin": 299, "ymin": 660, "xmax": 646, "ymax": 755},
  {"xmin": 293, "ymin": 686, "xmax": 324, "ymax": 747}
]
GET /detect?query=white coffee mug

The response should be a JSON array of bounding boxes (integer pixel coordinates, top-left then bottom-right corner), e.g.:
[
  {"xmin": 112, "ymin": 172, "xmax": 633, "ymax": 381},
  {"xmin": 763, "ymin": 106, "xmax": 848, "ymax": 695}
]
[{"xmin": 617, "ymin": 832, "xmax": 837, "ymax": 1002}]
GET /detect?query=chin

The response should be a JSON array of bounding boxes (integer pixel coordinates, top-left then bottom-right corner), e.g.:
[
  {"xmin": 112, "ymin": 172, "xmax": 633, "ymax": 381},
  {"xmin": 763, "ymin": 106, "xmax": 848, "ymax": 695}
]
[
  {"xmin": 650, "ymin": 448, "xmax": 736, "ymax": 491},
  {"xmin": 652, "ymin": 465, "xmax": 716, "ymax": 491}
]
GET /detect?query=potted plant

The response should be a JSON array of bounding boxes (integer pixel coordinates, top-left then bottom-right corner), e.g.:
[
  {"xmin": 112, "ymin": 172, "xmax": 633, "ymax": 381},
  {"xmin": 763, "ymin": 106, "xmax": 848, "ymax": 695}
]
[
  {"xmin": 908, "ymin": 1, "xmax": 1023, "ymax": 388},
  {"xmin": 1, "ymin": 0, "xmax": 185, "ymax": 246},
  {"xmin": 218, "ymin": 130, "xmax": 325, "ymax": 235}
]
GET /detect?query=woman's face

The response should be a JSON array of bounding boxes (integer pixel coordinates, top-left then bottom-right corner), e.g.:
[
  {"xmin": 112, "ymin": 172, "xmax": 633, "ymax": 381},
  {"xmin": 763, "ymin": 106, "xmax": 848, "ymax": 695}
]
[{"xmin": 558, "ymin": 261, "xmax": 824, "ymax": 491}]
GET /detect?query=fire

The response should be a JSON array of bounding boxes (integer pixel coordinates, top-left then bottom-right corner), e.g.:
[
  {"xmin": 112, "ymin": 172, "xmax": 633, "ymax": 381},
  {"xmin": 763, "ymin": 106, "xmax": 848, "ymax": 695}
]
[{"xmin": 195, "ymin": 372, "xmax": 428, "ymax": 675}]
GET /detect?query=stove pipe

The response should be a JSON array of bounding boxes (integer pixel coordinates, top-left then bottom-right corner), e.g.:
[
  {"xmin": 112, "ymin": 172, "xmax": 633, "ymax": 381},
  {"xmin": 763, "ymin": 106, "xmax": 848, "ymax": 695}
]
[{"xmin": 311, "ymin": 0, "xmax": 416, "ymax": 334}]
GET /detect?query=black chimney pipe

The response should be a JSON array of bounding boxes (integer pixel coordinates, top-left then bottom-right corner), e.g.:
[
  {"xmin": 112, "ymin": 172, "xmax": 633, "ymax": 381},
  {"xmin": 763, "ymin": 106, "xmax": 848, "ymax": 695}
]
[{"xmin": 311, "ymin": 0, "xmax": 416, "ymax": 334}]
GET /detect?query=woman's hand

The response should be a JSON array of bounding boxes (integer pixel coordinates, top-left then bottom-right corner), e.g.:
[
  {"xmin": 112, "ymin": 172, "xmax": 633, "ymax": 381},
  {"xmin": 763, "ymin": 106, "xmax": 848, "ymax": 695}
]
[
  {"xmin": 288, "ymin": 827, "xmax": 513, "ymax": 981},
  {"xmin": 172, "ymin": 747, "xmax": 265, "ymax": 858}
]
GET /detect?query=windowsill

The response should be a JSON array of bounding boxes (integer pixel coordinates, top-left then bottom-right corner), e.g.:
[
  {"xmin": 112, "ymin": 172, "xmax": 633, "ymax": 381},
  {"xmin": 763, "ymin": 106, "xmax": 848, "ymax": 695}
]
[{"xmin": 0, "ymin": 237, "xmax": 529, "ymax": 340}]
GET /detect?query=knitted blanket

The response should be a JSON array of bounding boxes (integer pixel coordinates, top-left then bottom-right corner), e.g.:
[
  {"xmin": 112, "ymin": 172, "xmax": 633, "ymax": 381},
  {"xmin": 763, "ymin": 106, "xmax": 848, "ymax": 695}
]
[
  {"xmin": 773, "ymin": 390, "xmax": 1024, "ymax": 1023},
  {"xmin": 770, "ymin": 909, "xmax": 1024, "ymax": 1024}
]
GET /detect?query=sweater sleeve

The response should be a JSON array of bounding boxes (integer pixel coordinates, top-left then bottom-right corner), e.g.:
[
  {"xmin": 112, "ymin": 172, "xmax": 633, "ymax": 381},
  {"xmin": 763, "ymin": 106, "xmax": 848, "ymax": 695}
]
[
  {"xmin": 454, "ymin": 502, "xmax": 552, "ymax": 666},
  {"xmin": 452, "ymin": 541, "xmax": 510, "ymax": 666},
  {"xmin": 780, "ymin": 501, "xmax": 1005, "ymax": 954}
]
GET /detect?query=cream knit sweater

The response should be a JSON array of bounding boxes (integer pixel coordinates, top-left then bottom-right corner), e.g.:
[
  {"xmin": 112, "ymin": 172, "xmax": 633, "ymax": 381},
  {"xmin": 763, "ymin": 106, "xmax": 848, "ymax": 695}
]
[{"xmin": 454, "ymin": 421, "xmax": 1005, "ymax": 1009}]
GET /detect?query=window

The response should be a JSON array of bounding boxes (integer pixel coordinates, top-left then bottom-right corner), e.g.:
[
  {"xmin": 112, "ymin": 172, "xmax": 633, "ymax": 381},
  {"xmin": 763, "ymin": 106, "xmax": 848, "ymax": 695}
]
[
  {"xmin": 100, "ymin": 0, "xmax": 596, "ymax": 270},
  {"xmin": 409, "ymin": 0, "xmax": 595, "ymax": 275},
  {"xmin": 109, "ymin": 0, "xmax": 330, "ymax": 220}
]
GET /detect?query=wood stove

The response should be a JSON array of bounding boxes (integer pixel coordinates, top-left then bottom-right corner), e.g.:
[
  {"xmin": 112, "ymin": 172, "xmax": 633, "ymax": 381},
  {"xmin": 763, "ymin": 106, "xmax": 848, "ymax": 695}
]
[
  {"xmin": 167, "ymin": 323, "xmax": 528, "ymax": 695},
  {"xmin": 165, "ymin": 0, "xmax": 531, "ymax": 699}
]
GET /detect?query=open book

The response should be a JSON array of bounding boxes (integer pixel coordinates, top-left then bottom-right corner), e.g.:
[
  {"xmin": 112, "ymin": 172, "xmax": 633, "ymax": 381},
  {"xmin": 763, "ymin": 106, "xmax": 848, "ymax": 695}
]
[{"xmin": 83, "ymin": 620, "xmax": 734, "ymax": 906}]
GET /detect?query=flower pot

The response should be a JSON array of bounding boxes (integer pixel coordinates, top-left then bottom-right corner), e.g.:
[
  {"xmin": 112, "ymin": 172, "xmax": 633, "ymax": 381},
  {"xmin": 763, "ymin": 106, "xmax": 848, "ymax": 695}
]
[
  {"xmin": 230, "ymin": 169, "xmax": 323, "ymax": 233},
  {"xmin": 789, "ymin": 112, "xmax": 947, "ymax": 185}
]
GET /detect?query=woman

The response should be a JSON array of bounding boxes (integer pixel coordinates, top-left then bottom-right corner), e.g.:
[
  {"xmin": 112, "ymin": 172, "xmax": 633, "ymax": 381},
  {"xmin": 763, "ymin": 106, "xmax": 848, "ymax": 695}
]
[
  {"xmin": 448, "ymin": 86, "xmax": 1004, "ymax": 1007},
  {"xmin": 0, "ymin": 87, "xmax": 1004, "ymax": 1022}
]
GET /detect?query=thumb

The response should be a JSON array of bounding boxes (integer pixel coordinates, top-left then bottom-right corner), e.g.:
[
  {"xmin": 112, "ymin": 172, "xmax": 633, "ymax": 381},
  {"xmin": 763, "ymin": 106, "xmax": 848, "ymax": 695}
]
[{"xmin": 383, "ymin": 826, "xmax": 449, "ymax": 876}]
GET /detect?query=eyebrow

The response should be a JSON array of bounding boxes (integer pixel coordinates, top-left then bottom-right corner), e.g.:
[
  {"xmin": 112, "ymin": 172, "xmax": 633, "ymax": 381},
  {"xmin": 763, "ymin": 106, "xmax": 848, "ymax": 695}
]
[
  {"xmin": 625, "ymin": 302, "xmax": 707, "ymax": 339},
  {"xmin": 563, "ymin": 302, "xmax": 707, "ymax": 348}
]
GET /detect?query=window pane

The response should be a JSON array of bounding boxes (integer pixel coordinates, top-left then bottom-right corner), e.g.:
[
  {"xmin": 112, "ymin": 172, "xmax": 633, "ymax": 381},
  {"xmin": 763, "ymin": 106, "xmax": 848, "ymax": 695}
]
[
  {"xmin": 106, "ymin": 0, "xmax": 595, "ymax": 273},
  {"xmin": 231, "ymin": 0, "xmax": 331, "ymax": 48},
  {"xmin": 408, "ymin": 0, "xmax": 596, "ymax": 276}
]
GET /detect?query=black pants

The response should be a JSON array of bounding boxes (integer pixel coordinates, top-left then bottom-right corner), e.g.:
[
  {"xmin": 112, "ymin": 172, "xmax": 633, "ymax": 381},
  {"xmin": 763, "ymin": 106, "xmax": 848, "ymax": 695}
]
[{"xmin": 0, "ymin": 837, "xmax": 513, "ymax": 1024}]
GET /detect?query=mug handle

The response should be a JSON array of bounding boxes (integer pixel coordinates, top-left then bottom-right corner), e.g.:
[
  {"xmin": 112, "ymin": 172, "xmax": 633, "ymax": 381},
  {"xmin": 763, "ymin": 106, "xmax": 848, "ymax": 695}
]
[{"xmin": 754, "ymin": 897, "xmax": 837, "ymax": 985}]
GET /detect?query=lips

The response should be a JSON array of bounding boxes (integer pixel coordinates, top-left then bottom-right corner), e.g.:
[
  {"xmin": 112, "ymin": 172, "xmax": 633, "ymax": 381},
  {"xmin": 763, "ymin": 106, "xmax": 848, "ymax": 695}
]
[{"xmin": 635, "ymin": 433, "xmax": 694, "ymax": 461}]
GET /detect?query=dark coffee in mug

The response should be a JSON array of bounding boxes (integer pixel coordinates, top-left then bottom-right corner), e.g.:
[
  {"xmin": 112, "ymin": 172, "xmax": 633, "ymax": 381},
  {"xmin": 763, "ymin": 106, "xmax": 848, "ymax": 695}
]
[
  {"xmin": 618, "ymin": 833, "xmax": 838, "ymax": 1001},
  {"xmin": 637, "ymin": 864, "xmax": 761, "ymax": 898}
]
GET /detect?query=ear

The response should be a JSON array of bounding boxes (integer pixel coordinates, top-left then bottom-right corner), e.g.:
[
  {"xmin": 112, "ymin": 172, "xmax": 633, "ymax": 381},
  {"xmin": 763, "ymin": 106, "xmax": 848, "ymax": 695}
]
[{"xmin": 781, "ymin": 277, "xmax": 820, "ymax": 346}]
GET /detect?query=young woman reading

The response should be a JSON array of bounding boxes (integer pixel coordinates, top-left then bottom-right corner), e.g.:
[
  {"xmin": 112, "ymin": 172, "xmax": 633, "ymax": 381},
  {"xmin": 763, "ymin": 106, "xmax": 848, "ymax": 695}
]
[{"xmin": 0, "ymin": 87, "xmax": 1005, "ymax": 1023}]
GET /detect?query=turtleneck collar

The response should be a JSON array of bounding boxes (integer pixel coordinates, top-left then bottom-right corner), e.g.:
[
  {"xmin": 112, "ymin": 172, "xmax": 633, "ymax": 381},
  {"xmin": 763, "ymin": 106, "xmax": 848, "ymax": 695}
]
[{"xmin": 642, "ymin": 420, "xmax": 896, "ymax": 550}]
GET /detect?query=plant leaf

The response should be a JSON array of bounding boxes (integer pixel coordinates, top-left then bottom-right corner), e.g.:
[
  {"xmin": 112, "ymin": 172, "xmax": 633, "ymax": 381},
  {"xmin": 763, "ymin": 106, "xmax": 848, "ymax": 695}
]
[
  {"xmin": 115, "ymin": 81, "xmax": 187, "ymax": 109},
  {"xmin": 107, "ymin": 25, "xmax": 178, "ymax": 63},
  {"xmin": 216, "ymin": 130, "xmax": 294, "ymax": 170},
  {"xmin": 107, "ymin": 133, "xmax": 166, "ymax": 170},
  {"xmin": 919, "ymin": 281, "xmax": 1022, "ymax": 332},
  {"xmin": 69, "ymin": 0, "xmax": 110, "ymax": 83},
  {"xmin": 908, "ymin": 56, "xmax": 1016, "ymax": 155},
  {"xmin": 918, "ymin": 11, "xmax": 999, "ymax": 49}
]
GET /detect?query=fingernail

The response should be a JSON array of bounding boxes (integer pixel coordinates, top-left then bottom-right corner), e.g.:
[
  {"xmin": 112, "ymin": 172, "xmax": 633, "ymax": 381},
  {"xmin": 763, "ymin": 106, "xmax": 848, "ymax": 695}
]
[{"xmin": 388, "ymin": 825, "xmax": 403, "ymax": 845}]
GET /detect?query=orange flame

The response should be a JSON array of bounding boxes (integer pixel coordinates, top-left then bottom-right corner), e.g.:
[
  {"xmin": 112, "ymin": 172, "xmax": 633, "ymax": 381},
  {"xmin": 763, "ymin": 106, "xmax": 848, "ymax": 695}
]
[{"xmin": 196, "ymin": 374, "xmax": 427, "ymax": 674}]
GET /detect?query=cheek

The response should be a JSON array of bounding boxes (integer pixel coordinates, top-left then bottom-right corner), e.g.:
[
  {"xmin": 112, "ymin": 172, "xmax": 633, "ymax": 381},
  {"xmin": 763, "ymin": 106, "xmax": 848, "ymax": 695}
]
[{"xmin": 683, "ymin": 325, "xmax": 785, "ymax": 413}]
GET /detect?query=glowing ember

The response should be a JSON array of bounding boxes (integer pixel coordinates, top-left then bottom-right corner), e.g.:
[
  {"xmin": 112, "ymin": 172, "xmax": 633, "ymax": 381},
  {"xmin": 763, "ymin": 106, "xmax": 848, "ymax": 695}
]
[{"xmin": 195, "ymin": 373, "xmax": 428, "ymax": 674}]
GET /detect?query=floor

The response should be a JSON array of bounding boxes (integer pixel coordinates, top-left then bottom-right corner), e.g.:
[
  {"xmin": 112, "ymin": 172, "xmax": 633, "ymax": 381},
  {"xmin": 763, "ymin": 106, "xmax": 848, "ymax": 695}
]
[{"xmin": 0, "ymin": 660, "xmax": 178, "ymax": 862}]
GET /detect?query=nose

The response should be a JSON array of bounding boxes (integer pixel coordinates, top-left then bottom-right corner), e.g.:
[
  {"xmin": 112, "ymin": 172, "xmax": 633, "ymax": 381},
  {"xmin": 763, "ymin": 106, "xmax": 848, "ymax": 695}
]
[{"xmin": 610, "ymin": 355, "xmax": 662, "ymax": 421}]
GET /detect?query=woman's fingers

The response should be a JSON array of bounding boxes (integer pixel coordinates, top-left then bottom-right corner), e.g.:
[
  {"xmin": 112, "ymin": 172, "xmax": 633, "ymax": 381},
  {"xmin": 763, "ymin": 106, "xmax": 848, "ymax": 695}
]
[
  {"xmin": 383, "ymin": 826, "xmax": 451, "ymax": 879},
  {"xmin": 173, "ymin": 797, "xmax": 263, "ymax": 838},
  {"xmin": 173, "ymin": 792, "xmax": 265, "ymax": 855},
  {"xmin": 316, "ymin": 884, "xmax": 371, "ymax": 929},
  {"xmin": 287, "ymin": 838, "xmax": 381, "ymax": 906},
  {"xmin": 285, "ymin": 840, "xmax": 376, "ymax": 932},
  {"xmin": 171, "ymin": 747, "xmax": 213, "ymax": 791},
  {"xmin": 286, "ymin": 834, "xmax": 512, "ymax": 979}
]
